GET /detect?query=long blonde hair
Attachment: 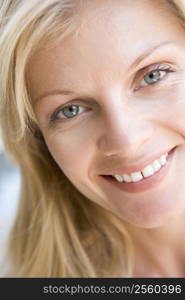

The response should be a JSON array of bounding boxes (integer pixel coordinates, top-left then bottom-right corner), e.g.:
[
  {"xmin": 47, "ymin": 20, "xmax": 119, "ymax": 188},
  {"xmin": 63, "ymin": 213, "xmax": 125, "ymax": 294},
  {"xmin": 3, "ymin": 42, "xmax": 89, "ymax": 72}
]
[{"xmin": 0, "ymin": 0, "xmax": 184, "ymax": 277}]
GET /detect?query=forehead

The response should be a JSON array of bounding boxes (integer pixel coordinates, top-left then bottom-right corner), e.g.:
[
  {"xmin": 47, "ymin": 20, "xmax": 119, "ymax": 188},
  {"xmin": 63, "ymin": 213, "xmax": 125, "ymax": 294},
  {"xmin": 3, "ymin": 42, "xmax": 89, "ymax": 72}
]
[{"xmin": 28, "ymin": 0, "xmax": 184, "ymax": 101}]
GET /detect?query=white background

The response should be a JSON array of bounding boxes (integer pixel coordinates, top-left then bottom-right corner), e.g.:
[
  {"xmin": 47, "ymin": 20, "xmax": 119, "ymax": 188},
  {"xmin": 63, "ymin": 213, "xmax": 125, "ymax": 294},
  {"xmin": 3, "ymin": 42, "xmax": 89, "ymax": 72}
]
[{"xmin": 0, "ymin": 137, "xmax": 20, "ymax": 275}]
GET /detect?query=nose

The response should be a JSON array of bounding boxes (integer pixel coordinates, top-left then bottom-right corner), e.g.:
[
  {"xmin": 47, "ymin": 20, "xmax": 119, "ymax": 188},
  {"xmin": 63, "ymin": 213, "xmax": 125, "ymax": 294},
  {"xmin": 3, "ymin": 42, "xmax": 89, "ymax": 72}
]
[{"xmin": 97, "ymin": 107, "xmax": 153, "ymax": 159}]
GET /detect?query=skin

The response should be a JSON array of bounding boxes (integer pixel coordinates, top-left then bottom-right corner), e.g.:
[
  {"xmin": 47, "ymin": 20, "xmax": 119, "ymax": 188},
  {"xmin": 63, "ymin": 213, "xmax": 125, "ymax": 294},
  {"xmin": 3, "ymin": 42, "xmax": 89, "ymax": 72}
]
[{"xmin": 28, "ymin": 0, "xmax": 185, "ymax": 276}]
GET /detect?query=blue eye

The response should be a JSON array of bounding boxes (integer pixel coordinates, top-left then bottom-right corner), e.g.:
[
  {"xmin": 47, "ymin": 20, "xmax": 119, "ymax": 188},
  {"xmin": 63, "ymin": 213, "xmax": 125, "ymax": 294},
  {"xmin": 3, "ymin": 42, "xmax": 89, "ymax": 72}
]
[
  {"xmin": 139, "ymin": 63, "xmax": 175, "ymax": 88},
  {"xmin": 50, "ymin": 105, "xmax": 86, "ymax": 122},
  {"xmin": 60, "ymin": 105, "xmax": 80, "ymax": 118},
  {"xmin": 141, "ymin": 70, "xmax": 166, "ymax": 86}
]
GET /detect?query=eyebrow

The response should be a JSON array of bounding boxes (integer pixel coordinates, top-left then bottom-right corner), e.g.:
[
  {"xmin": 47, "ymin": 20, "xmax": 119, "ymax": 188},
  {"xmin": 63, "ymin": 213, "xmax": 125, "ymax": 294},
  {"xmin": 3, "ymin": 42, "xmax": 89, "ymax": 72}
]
[
  {"xmin": 34, "ymin": 89, "xmax": 74, "ymax": 105},
  {"xmin": 130, "ymin": 41, "xmax": 174, "ymax": 69},
  {"xmin": 34, "ymin": 41, "xmax": 175, "ymax": 104}
]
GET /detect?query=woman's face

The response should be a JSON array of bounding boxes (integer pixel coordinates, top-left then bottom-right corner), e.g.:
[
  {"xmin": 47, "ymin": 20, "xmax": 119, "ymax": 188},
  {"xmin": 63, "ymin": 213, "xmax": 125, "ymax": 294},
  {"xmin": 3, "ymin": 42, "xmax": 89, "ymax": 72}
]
[{"xmin": 29, "ymin": 0, "xmax": 185, "ymax": 228}]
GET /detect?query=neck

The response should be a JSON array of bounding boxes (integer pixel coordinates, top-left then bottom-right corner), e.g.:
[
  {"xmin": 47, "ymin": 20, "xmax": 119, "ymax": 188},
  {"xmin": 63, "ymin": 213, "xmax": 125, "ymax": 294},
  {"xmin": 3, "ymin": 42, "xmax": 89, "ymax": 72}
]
[{"xmin": 126, "ymin": 213, "xmax": 185, "ymax": 277}]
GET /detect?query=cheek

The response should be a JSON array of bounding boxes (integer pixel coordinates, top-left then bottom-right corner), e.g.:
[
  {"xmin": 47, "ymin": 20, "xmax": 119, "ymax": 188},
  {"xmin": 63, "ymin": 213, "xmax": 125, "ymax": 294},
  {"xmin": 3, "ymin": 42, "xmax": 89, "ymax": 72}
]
[
  {"xmin": 44, "ymin": 130, "xmax": 108, "ymax": 207},
  {"xmin": 161, "ymin": 87, "xmax": 185, "ymax": 134},
  {"xmin": 44, "ymin": 129, "xmax": 95, "ymax": 178},
  {"xmin": 141, "ymin": 84, "xmax": 185, "ymax": 133}
]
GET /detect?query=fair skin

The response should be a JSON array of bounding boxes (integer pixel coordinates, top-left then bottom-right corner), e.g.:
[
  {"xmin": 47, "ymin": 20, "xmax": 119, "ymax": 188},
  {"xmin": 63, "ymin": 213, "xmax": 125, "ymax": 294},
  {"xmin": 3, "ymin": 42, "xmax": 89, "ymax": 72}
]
[{"xmin": 28, "ymin": 0, "xmax": 185, "ymax": 276}]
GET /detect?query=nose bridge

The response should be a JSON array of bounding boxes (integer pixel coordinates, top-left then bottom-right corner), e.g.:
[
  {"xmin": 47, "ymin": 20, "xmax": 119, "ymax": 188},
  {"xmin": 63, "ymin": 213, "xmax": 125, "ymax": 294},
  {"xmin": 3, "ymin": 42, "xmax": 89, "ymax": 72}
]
[{"xmin": 97, "ymin": 105, "xmax": 153, "ymax": 158}]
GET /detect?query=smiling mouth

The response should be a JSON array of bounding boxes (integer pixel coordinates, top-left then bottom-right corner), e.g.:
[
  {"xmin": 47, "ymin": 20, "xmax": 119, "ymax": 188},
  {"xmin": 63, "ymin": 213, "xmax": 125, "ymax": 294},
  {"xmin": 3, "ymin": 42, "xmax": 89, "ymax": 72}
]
[
  {"xmin": 101, "ymin": 147, "xmax": 176, "ymax": 193},
  {"xmin": 107, "ymin": 152, "xmax": 168, "ymax": 184}
]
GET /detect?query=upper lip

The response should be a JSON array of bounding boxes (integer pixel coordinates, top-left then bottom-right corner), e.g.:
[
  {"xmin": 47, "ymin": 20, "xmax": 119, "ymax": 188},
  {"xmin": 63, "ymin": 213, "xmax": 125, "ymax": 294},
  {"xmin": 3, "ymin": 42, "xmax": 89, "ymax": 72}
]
[{"xmin": 101, "ymin": 148, "xmax": 174, "ymax": 175}]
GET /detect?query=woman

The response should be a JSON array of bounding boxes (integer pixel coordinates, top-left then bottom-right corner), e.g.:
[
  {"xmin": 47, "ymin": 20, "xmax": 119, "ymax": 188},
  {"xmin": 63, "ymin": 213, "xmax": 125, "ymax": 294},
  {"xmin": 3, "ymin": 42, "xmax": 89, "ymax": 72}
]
[{"xmin": 1, "ymin": 0, "xmax": 185, "ymax": 277}]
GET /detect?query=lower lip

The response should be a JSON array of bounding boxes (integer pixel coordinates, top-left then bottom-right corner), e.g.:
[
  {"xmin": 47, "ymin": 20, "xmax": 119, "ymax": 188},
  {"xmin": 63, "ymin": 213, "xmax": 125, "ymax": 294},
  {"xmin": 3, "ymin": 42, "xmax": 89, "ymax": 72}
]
[{"xmin": 101, "ymin": 148, "xmax": 176, "ymax": 194}]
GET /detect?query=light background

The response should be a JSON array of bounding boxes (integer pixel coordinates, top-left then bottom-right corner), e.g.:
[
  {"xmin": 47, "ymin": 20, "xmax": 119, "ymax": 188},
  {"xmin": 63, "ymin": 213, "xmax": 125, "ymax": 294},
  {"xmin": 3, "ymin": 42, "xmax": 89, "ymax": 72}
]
[{"xmin": 0, "ymin": 138, "xmax": 20, "ymax": 275}]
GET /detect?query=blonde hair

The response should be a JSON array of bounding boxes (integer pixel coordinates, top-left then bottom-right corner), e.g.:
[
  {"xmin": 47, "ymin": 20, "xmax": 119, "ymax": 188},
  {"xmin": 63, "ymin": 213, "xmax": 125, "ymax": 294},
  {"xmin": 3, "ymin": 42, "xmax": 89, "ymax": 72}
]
[{"xmin": 0, "ymin": 0, "xmax": 184, "ymax": 277}]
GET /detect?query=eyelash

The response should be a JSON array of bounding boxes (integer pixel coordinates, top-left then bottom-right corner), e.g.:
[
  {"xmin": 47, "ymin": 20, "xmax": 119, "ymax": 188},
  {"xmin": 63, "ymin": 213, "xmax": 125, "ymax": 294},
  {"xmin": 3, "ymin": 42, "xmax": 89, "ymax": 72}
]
[
  {"xmin": 49, "ymin": 63, "xmax": 175, "ymax": 124},
  {"xmin": 136, "ymin": 63, "xmax": 174, "ymax": 90}
]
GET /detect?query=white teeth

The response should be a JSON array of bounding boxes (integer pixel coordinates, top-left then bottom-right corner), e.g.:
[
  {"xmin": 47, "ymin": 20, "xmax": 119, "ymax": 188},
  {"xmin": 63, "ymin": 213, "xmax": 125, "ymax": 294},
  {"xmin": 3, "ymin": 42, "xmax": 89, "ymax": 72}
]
[
  {"xmin": 112, "ymin": 151, "xmax": 169, "ymax": 183},
  {"xmin": 115, "ymin": 175, "xmax": 123, "ymax": 182},
  {"xmin": 152, "ymin": 160, "xmax": 161, "ymax": 172},
  {"xmin": 130, "ymin": 171, "xmax": 143, "ymax": 182},
  {"xmin": 142, "ymin": 164, "xmax": 154, "ymax": 178},
  {"xmin": 123, "ymin": 174, "xmax": 132, "ymax": 182},
  {"xmin": 159, "ymin": 154, "xmax": 167, "ymax": 166}
]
